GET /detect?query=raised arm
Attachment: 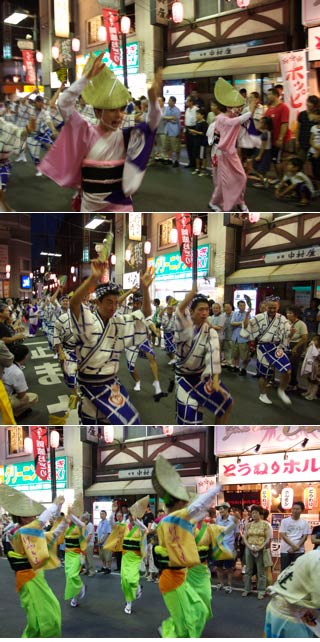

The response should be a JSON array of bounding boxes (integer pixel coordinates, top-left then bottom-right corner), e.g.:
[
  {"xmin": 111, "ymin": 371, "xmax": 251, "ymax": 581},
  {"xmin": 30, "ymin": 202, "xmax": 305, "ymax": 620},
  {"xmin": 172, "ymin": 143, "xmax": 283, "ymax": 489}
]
[
  {"xmin": 140, "ymin": 269, "xmax": 154, "ymax": 318},
  {"xmin": 178, "ymin": 283, "xmax": 198, "ymax": 316},
  {"xmin": 146, "ymin": 68, "xmax": 162, "ymax": 131},
  {"xmin": 58, "ymin": 52, "xmax": 105, "ymax": 121},
  {"xmin": 70, "ymin": 259, "xmax": 106, "ymax": 320}
]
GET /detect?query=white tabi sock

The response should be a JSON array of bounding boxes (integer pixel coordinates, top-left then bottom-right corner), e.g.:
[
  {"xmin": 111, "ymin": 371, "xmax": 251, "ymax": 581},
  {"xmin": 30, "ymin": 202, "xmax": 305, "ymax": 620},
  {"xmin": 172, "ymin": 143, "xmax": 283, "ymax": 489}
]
[{"xmin": 153, "ymin": 380, "xmax": 161, "ymax": 395}]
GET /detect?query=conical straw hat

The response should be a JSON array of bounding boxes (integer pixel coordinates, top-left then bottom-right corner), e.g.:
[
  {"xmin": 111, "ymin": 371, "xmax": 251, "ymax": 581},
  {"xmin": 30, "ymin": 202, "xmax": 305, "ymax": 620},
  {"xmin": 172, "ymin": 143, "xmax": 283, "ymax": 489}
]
[
  {"xmin": 152, "ymin": 456, "xmax": 190, "ymax": 503},
  {"xmin": 129, "ymin": 495, "xmax": 150, "ymax": 520},
  {"xmin": 82, "ymin": 54, "xmax": 131, "ymax": 109},
  {"xmin": 0, "ymin": 484, "xmax": 45, "ymax": 517},
  {"xmin": 214, "ymin": 77, "xmax": 245, "ymax": 107},
  {"xmin": 71, "ymin": 493, "xmax": 84, "ymax": 517}
]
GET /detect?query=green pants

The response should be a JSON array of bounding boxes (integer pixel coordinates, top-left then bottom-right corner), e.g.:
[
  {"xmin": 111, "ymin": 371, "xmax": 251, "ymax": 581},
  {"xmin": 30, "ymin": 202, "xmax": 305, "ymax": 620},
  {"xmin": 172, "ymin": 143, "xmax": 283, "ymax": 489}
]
[
  {"xmin": 20, "ymin": 570, "xmax": 61, "ymax": 638},
  {"xmin": 120, "ymin": 551, "xmax": 141, "ymax": 602},
  {"xmin": 64, "ymin": 550, "xmax": 83, "ymax": 600},
  {"xmin": 186, "ymin": 564, "xmax": 213, "ymax": 622},
  {"xmin": 161, "ymin": 579, "xmax": 208, "ymax": 638}
]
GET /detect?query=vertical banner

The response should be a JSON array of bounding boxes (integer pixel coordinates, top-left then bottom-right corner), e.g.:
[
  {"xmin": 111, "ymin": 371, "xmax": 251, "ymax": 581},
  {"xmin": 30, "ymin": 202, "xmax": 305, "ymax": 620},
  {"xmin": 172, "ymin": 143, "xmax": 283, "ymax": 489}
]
[
  {"xmin": 54, "ymin": 0, "xmax": 70, "ymax": 38},
  {"xmin": 21, "ymin": 50, "xmax": 36, "ymax": 85},
  {"xmin": 31, "ymin": 426, "xmax": 48, "ymax": 480},
  {"xmin": 279, "ymin": 50, "xmax": 308, "ymax": 129},
  {"xmin": 175, "ymin": 213, "xmax": 192, "ymax": 268},
  {"xmin": 102, "ymin": 8, "xmax": 121, "ymax": 66}
]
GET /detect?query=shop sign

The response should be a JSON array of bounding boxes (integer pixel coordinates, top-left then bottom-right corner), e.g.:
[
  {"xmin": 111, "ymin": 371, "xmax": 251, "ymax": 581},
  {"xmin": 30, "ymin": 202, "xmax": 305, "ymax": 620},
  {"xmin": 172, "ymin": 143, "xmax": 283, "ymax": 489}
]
[
  {"xmin": 150, "ymin": 0, "xmax": 169, "ymax": 26},
  {"xmin": 308, "ymin": 26, "xmax": 320, "ymax": 61},
  {"xmin": 4, "ymin": 456, "xmax": 68, "ymax": 491},
  {"xmin": 265, "ymin": 245, "xmax": 320, "ymax": 264},
  {"xmin": 271, "ymin": 513, "xmax": 285, "ymax": 530},
  {"xmin": 302, "ymin": 0, "xmax": 320, "ymax": 26},
  {"xmin": 0, "ymin": 245, "xmax": 8, "ymax": 273},
  {"xmin": 304, "ymin": 485, "xmax": 318, "ymax": 510},
  {"xmin": 123, "ymin": 271, "xmax": 140, "ymax": 289},
  {"xmin": 175, "ymin": 213, "xmax": 192, "ymax": 268},
  {"xmin": 215, "ymin": 426, "xmax": 320, "ymax": 456},
  {"xmin": 279, "ymin": 50, "xmax": 308, "ymax": 128},
  {"xmin": 218, "ymin": 451, "xmax": 320, "ymax": 485},
  {"xmin": 281, "ymin": 486, "xmax": 294, "ymax": 510},
  {"xmin": 76, "ymin": 43, "xmax": 139, "ymax": 79},
  {"xmin": 31, "ymin": 426, "xmax": 48, "ymax": 480},
  {"xmin": 260, "ymin": 484, "xmax": 272, "ymax": 510},
  {"xmin": 270, "ymin": 538, "xmax": 281, "ymax": 558},
  {"xmin": 195, "ymin": 476, "xmax": 217, "ymax": 494},
  {"xmin": 54, "ymin": 0, "xmax": 70, "ymax": 38},
  {"xmin": 189, "ymin": 43, "xmax": 248, "ymax": 62},
  {"xmin": 80, "ymin": 426, "xmax": 99, "ymax": 443},
  {"xmin": 118, "ymin": 467, "xmax": 153, "ymax": 479},
  {"xmin": 0, "ymin": 465, "xmax": 4, "ymax": 485},
  {"xmin": 21, "ymin": 50, "xmax": 36, "ymax": 85},
  {"xmin": 154, "ymin": 244, "xmax": 210, "ymax": 281},
  {"xmin": 102, "ymin": 8, "xmax": 121, "ymax": 67},
  {"xmin": 128, "ymin": 212, "xmax": 142, "ymax": 241}
]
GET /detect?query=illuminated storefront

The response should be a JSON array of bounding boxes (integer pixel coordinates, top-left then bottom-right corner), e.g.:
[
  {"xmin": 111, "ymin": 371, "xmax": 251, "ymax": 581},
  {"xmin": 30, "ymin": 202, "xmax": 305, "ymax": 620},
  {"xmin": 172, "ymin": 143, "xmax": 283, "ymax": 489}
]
[{"xmin": 0, "ymin": 456, "xmax": 69, "ymax": 505}]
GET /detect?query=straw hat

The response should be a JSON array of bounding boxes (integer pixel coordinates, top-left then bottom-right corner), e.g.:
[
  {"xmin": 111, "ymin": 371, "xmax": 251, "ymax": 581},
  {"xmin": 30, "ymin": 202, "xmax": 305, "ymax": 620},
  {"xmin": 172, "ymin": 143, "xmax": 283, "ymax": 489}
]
[
  {"xmin": 129, "ymin": 495, "xmax": 150, "ymax": 520},
  {"xmin": 214, "ymin": 77, "xmax": 245, "ymax": 107},
  {"xmin": 152, "ymin": 456, "xmax": 190, "ymax": 503},
  {"xmin": 71, "ymin": 493, "xmax": 84, "ymax": 517},
  {"xmin": 0, "ymin": 484, "xmax": 45, "ymax": 517},
  {"xmin": 167, "ymin": 297, "xmax": 178, "ymax": 306},
  {"xmin": 81, "ymin": 54, "xmax": 131, "ymax": 110}
]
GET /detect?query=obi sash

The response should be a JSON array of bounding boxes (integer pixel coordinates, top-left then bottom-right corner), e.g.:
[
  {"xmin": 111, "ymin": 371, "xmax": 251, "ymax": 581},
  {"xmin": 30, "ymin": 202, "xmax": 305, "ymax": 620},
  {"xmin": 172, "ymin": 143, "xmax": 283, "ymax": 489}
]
[
  {"xmin": 122, "ymin": 525, "xmax": 141, "ymax": 553},
  {"xmin": 81, "ymin": 162, "xmax": 124, "ymax": 194}
]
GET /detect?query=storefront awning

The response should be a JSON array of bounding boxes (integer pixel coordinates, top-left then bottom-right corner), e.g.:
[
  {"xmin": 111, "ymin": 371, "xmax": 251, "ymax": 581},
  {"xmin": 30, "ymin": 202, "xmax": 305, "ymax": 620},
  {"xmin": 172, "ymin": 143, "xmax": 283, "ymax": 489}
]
[
  {"xmin": 226, "ymin": 265, "xmax": 279, "ymax": 285},
  {"xmin": 85, "ymin": 477, "xmax": 197, "ymax": 497},
  {"xmin": 270, "ymin": 261, "xmax": 320, "ymax": 282},
  {"xmin": 162, "ymin": 53, "xmax": 280, "ymax": 81}
]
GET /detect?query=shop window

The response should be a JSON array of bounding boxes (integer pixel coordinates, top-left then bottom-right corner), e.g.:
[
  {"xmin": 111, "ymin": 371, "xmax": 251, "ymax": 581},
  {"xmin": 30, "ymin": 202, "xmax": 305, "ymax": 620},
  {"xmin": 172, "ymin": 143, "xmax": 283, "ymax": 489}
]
[
  {"xmin": 126, "ymin": 3, "xmax": 136, "ymax": 34},
  {"xmin": 6, "ymin": 426, "xmax": 29, "ymax": 457},
  {"xmin": 195, "ymin": 0, "xmax": 236, "ymax": 19},
  {"xmin": 87, "ymin": 15, "xmax": 104, "ymax": 47},
  {"xmin": 158, "ymin": 217, "xmax": 175, "ymax": 249}
]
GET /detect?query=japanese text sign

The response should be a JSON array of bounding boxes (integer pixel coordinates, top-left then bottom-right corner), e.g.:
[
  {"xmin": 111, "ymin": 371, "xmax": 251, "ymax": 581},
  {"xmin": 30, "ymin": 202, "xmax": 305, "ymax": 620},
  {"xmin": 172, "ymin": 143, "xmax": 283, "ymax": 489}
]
[
  {"xmin": 22, "ymin": 50, "xmax": 36, "ymax": 85},
  {"xmin": 31, "ymin": 426, "xmax": 48, "ymax": 480},
  {"xmin": 150, "ymin": 0, "xmax": 169, "ymax": 26},
  {"xmin": 4, "ymin": 457, "xmax": 68, "ymax": 491},
  {"xmin": 175, "ymin": 213, "xmax": 192, "ymax": 268},
  {"xmin": 279, "ymin": 50, "xmax": 308, "ymax": 128},
  {"xmin": 102, "ymin": 8, "xmax": 121, "ymax": 67},
  {"xmin": 218, "ymin": 450, "xmax": 320, "ymax": 485},
  {"xmin": 154, "ymin": 244, "xmax": 210, "ymax": 281},
  {"xmin": 215, "ymin": 426, "xmax": 320, "ymax": 456}
]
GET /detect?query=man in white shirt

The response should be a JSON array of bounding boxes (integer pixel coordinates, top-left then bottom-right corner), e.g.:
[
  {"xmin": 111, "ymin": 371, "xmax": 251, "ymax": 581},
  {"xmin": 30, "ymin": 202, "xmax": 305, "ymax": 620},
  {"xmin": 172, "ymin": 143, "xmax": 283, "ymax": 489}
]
[
  {"xmin": 279, "ymin": 501, "xmax": 310, "ymax": 571},
  {"xmin": 82, "ymin": 512, "xmax": 96, "ymax": 577},
  {"xmin": 2, "ymin": 344, "xmax": 38, "ymax": 418},
  {"xmin": 184, "ymin": 96, "xmax": 198, "ymax": 169}
]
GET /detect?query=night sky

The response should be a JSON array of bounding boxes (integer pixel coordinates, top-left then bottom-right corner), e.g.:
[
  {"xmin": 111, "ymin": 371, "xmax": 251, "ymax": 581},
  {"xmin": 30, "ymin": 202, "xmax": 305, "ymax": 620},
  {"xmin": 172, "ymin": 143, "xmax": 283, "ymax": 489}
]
[{"xmin": 31, "ymin": 212, "xmax": 66, "ymax": 268}]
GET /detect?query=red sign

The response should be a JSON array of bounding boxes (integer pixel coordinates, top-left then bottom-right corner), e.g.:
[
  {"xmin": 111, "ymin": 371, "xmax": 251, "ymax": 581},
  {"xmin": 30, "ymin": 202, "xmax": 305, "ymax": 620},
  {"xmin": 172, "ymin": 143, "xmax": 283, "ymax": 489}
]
[
  {"xmin": 21, "ymin": 50, "xmax": 36, "ymax": 85},
  {"xmin": 102, "ymin": 8, "xmax": 121, "ymax": 67},
  {"xmin": 175, "ymin": 213, "xmax": 192, "ymax": 268},
  {"xmin": 31, "ymin": 426, "xmax": 48, "ymax": 480}
]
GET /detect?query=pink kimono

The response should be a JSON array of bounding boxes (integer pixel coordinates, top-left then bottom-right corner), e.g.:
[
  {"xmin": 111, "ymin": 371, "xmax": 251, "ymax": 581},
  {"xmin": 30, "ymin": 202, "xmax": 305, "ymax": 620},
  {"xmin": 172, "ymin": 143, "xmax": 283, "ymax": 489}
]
[{"xmin": 209, "ymin": 111, "xmax": 251, "ymax": 211}]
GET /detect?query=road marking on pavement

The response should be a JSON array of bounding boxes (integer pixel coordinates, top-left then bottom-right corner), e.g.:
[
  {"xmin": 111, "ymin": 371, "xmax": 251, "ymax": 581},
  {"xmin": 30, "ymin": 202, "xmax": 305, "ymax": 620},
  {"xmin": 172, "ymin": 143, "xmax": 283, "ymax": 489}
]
[{"xmin": 25, "ymin": 340, "xmax": 48, "ymax": 346}]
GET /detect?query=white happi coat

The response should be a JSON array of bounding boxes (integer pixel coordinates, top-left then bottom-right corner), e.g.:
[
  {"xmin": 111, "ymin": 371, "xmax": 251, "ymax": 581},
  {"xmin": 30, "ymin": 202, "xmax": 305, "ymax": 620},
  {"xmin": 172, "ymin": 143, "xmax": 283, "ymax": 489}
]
[
  {"xmin": 240, "ymin": 311, "xmax": 291, "ymax": 366},
  {"xmin": 174, "ymin": 308, "xmax": 221, "ymax": 378},
  {"xmin": 53, "ymin": 310, "xmax": 78, "ymax": 350}
]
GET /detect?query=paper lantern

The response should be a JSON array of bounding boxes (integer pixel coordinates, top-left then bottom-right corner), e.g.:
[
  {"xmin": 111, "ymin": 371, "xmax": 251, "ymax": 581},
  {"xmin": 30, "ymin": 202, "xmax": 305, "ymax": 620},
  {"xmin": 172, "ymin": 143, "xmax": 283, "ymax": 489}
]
[
  {"xmin": 125, "ymin": 249, "xmax": 132, "ymax": 261},
  {"xmin": 98, "ymin": 25, "xmax": 107, "ymax": 42},
  {"xmin": 36, "ymin": 51, "xmax": 43, "ymax": 63},
  {"xmin": 121, "ymin": 15, "xmax": 131, "ymax": 34},
  {"xmin": 169, "ymin": 228, "xmax": 178, "ymax": 244},
  {"xmin": 144, "ymin": 241, "xmax": 151, "ymax": 255},
  {"xmin": 103, "ymin": 426, "xmax": 114, "ymax": 443},
  {"xmin": 52, "ymin": 45, "xmax": 60, "ymax": 59},
  {"xmin": 248, "ymin": 212, "xmax": 261, "ymax": 223},
  {"xmin": 5, "ymin": 264, "xmax": 11, "ymax": 272},
  {"xmin": 172, "ymin": 1, "xmax": 184, "ymax": 23},
  {"xmin": 72, "ymin": 37, "xmax": 80, "ymax": 52},
  {"xmin": 24, "ymin": 437, "xmax": 33, "ymax": 454},
  {"xmin": 50, "ymin": 430, "xmax": 60, "ymax": 449},
  {"xmin": 260, "ymin": 484, "xmax": 272, "ymax": 510},
  {"xmin": 192, "ymin": 217, "xmax": 202, "ymax": 236},
  {"xmin": 110, "ymin": 254, "xmax": 117, "ymax": 265},
  {"xmin": 304, "ymin": 485, "xmax": 318, "ymax": 511},
  {"xmin": 237, "ymin": 0, "xmax": 250, "ymax": 7},
  {"xmin": 163, "ymin": 425, "xmax": 174, "ymax": 436},
  {"xmin": 281, "ymin": 486, "xmax": 294, "ymax": 510}
]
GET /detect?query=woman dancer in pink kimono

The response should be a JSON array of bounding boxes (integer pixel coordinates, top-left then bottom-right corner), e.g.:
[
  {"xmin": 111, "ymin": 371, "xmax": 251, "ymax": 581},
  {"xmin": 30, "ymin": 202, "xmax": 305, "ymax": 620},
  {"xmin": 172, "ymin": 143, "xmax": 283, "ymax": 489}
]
[{"xmin": 208, "ymin": 78, "xmax": 257, "ymax": 212}]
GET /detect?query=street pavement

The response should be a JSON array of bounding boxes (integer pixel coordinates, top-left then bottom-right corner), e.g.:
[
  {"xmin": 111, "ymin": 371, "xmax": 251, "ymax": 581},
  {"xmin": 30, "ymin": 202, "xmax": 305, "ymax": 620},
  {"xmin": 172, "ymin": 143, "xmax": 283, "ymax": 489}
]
[
  {"xmin": 6, "ymin": 153, "xmax": 320, "ymax": 212},
  {"xmin": 0, "ymin": 556, "xmax": 268, "ymax": 638},
  {"xmin": 16, "ymin": 333, "xmax": 320, "ymax": 425}
]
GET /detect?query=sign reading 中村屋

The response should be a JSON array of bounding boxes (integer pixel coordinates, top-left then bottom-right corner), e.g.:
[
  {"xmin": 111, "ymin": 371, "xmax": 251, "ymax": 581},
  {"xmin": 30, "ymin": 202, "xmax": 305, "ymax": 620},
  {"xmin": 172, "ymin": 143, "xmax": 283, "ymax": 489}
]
[
  {"xmin": 4, "ymin": 457, "xmax": 68, "ymax": 491},
  {"xmin": 189, "ymin": 44, "xmax": 248, "ymax": 61},
  {"xmin": 154, "ymin": 245, "xmax": 210, "ymax": 281},
  {"xmin": 215, "ymin": 426, "xmax": 320, "ymax": 455},
  {"xmin": 118, "ymin": 467, "xmax": 153, "ymax": 479},
  {"xmin": 264, "ymin": 245, "xmax": 320, "ymax": 264},
  {"xmin": 218, "ymin": 450, "xmax": 320, "ymax": 485}
]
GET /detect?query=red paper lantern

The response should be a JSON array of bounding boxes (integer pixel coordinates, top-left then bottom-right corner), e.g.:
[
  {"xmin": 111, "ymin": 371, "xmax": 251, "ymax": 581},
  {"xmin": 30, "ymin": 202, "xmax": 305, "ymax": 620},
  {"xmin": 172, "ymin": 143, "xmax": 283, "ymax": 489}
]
[
  {"xmin": 163, "ymin": 425, "xmax": 174, "ymax": 436},
  {"xmin": 103, "ymin": 426, "xmax": 114, "ymax": 443},
  {"xmin": 172, "ymin": 1, "xmax": 184, "ymax": 24}
]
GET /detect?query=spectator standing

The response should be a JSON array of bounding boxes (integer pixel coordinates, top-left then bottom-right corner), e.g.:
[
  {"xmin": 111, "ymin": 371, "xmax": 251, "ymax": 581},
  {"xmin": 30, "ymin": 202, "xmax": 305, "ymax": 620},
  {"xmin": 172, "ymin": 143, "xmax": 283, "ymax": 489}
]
[
  {"xmin": 209, "ymin": 302, "xmax": 225, "ymax": 347},
  {"xmin": 308, "ymin": 108, "xmax": 320, "ymax": 190},
  {"xmin": 184, "ymin": 96, "xmax": 198, "ymax": 168},
  {"xmin": 96, "ymin": 509, "xmax": 112, "ymax": 574},
  {"xmin": 153, "ymin": 97, "xmax": 166, "ymax": 162},
  {"xmin": 303, "ymin": 298, "xmax": 320, "ymax": 338},
  {"xmin": 279, "ymin": 501, "xmax": 309, "ymax": 571},
  {"xmin": 82, "ymin": 512, "xmax": 96, "ymax": 577},
  {"xmin": 296, "ymin": 94, "xmax": 319, "ymax": 160},
  {"xmin": 190, "ymin": 88, "xmax": 204, "ymax": 108},
  {"xmin": 189, "ymin": 108, "xmax": 208, "ymax": 176},
  {"xmin": 311, "ymin": 518, "xmax": 320, "ymax": 549},
  {"xmin": 286, "ymin": 306, "xmax": 308, "ymax": 390},
  {"xmin": 221, "ymin": 303, "xmax": 234, "ymax": 368},
  {"xmin": 142, "ymin": 505, "xmax": 155, "ymax": 529},
  {"xmin": 251, "ymin": 116, "xmax": 273, "ymax": 188},
  {"xmin": 163, "ymin": 96, "xmax": 181, "ymax": 167},
  {"xmin": 231, "ymin": 300, "xmax": 250, "ymax": 376},
  {"xmin": 300, "ymin": 335, "xmax": 320, "ymax": 400},
  {"xmin": 215, "ymin": 503, "xmax": 237, "ymax": 594},
  {"xmin": 265, "ymin": 87, "xmax": 291, "ymax": 180},
  {"xmin": 241, "ymin": 505, "xmax": 271, "ymax": 600}
]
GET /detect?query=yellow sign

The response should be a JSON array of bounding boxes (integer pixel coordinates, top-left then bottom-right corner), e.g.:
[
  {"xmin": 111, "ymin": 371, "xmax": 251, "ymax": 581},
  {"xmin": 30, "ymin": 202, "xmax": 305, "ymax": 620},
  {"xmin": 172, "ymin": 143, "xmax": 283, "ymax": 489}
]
[
  {"xmin": 24, "ymin": 85, "xmax": 44, "ymax": 93},
  {"xmin": 54, "ymin": 0, "xmax": 70, "ymax": 38},
  {"xmin": 0, "ymin": 465, "xmax": 4, "ymax": 485}
]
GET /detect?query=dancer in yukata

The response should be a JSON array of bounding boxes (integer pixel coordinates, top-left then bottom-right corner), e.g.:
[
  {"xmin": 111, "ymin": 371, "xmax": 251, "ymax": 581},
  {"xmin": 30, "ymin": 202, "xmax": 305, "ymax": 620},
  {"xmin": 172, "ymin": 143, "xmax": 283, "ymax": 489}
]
[
  {"xmin": 208, "ymin": 77, "xmax": 257, "ymax": 213},
  {"xmin": 40, "ymin": 52, "xmax": 162, "ymax": 212}
]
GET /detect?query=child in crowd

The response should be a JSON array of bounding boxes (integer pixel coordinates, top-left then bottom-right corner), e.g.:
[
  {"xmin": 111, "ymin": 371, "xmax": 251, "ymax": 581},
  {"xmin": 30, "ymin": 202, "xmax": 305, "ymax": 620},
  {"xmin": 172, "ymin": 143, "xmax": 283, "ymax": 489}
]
[
  {"xmin": 308, "ymin": 108, "xmax": 320, "ymax": 190},
  {"xmin": 300, "ymin": 335, "xmax": 320, "ymax": 400},
  {"xmin": 189, "ymin": 108, "xmax": 208, "ymax": 176},
  {"xmin": 250, "ymin": 116, "xmax": 273, "ymax": 188},
  {"xmin": 275, "ymin": 156, "xmax": 315, "ymax": 205}
]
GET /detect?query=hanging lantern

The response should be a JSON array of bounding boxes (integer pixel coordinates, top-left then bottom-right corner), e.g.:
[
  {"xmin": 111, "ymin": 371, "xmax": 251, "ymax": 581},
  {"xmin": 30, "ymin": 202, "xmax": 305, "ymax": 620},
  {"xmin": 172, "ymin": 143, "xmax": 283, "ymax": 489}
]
[
  {"xmin": 192, "ymin": 216, "xmax": 202, "ymax": 236},
  {"xmin": 5, "ymin": 272, "xmax": 10, "ymax": 279},
  {"xmin": 50, "ymin": 430, "xmax": 60, "ymax": 449},
  {"xmin": 260, "ymin": 484, "xmax": 272, "ymax": 510},
  {"xmin": 52, "ymin": 45, "xmax": 60, "ymax": 60},
  {"xmin": 24, "ymin": 437, "xmax": 33, "ymax": 454},
  {"xmin": 70, "ymin": 266, "xmax": 75, "ymax": 274},
  {"xmin": 144, "ymin": 241, "xmax": 151, "ymax": 255},
  {"xmin": 237, "ymin": 0, "xmax": 250, "ymax": 7},
  {"xmin": 110, "ymin": 254, "xmax": 117, "ymax": 265},
  {"xmin": 248, "ymin": 212, "xmax": 261, "ymax": 223},
  {"xmin": 169, "ymin": 228, "xmax": 178, "ymax": 244},
  {"xmin": 121, "ymin": 15, "xmax": 131, "ymax": 34},
  {"xmin": 281, "ymin": 486, "xmax": 294, "ymax": 510},
  {"xmin": 5, "ymin": 264, "xmax": 11, "ymax": 272},
  {"xmin": 304, "ymin": 485, "xmax": 318, "ymax": 511},
  {"xmin": 72, "ymin": 275, "xmax": 77, "ymax": 282},
  {"xmin": 72, "ymin": 37, "xmax": 81, "ymax": 53},
  {"xmin": 125, "ymin": 249, "xmax": 132, "ymax": 262},
  {"xmin": 103, "ymin": 426, "xmax": 114, "ymax": 443},
  {"xmin": 98, "ymin": 25, "xmax": 107, "ymax": 42},
  {"xmin": 40, "ymin": 266, "xmax": 45, "ymax": 274},
  {"xmin": 172, "ymin": 1, "xmax": 184, "ymax": 23},
  {"xmin": 36, "ymin": 51, "xmax": 43, "ymax": 63},
  {"xmin": 163, "ymin": 425, "xmax": 174, "ymax": 436},
  {"xmin": 29, "ymin": 272, "xmax": 34, "ymax": 279}
]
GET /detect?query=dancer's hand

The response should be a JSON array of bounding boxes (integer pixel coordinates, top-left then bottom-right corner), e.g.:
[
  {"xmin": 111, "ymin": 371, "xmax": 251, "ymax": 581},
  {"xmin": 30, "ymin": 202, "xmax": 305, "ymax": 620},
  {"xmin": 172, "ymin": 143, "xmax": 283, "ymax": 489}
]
[
  {"xmin": 90, "ymin": 259, "xmax": 107, "ymax": 281},
  {"xmin": 148, "ymin": 68, "xmax": 163, "ymax": 103},
  {"xmin": 141, "ymin": 268, "xmax": 154, "ymax": 288},
  {"xmin": 86, "ymin": 52, "xmax": 105, "ymax": 80}
]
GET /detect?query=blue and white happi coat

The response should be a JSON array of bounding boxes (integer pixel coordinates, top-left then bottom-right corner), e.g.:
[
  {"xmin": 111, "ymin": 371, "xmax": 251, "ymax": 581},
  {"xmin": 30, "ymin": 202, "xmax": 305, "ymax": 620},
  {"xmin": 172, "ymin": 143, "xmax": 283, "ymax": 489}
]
[
  {"xmin": 240, "ymin": 311, "xmax": 291, "ymax": 377},
  {"xmin": 0, "ymin": 118, "xmax": 26, "ymax": 189},
  {"xmin": 70, "ymin": 304, "xmax": 142, "ymax": 425},
  {"xmin": 53, "ymin": 310, "xmax": 78, "ymax": 388},
  {"xmin": 44, "ymin": 302, "xmax": 62, "ymax": 350},
  {"xmin": 174, "ymin": 308, "xmax": 232, "ymax": 424},
  {"xmin": 27, "ymin": 108, "xmax": 54, "ymax": 165},
  {"xmin": 125, "ymin": 315, "xmax": 155, "ymax": 373},
  {"xmin": 161, "ymin": 312, "xmax": 176, "ymax": 354}
]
